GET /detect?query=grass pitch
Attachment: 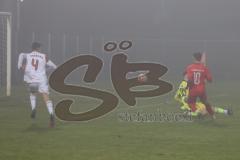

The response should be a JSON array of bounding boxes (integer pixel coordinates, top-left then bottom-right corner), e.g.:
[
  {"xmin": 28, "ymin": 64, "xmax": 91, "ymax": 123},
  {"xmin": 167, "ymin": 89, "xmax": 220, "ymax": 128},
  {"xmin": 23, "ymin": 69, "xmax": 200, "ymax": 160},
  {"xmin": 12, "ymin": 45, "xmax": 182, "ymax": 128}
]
[{"xmin": 0, "ymin": 81, "xmax": 239, "ymax": 160}]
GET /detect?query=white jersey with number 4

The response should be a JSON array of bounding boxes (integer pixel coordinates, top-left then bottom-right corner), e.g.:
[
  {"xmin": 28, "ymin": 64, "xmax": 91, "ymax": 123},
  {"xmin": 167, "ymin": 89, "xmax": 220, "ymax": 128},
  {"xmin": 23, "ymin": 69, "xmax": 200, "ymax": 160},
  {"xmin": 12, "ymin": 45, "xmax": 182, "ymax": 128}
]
[{"xmin": 18, "ymin": 51, "xmax": 57, "ymax": 83}]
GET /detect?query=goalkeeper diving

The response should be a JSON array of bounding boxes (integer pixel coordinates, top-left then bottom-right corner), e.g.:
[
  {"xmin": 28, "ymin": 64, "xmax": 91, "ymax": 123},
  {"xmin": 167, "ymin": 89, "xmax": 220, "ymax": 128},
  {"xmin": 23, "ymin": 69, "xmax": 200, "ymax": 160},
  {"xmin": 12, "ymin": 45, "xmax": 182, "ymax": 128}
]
[{"xmin": 175, "ymin": 80, "xmax": 233, "ymax": 116}]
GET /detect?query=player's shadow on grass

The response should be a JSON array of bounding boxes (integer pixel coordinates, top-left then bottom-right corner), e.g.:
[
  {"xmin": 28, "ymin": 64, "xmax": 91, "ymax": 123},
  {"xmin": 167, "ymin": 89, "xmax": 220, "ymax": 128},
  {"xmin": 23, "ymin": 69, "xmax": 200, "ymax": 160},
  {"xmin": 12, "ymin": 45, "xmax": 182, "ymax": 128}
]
[
  {"xmin": 195, "ymin": 118, "xmax": 228, "ymax": 128},
  {"xmin": 23, "ymin": 123, "xmax": 60, "ymax": 133}
]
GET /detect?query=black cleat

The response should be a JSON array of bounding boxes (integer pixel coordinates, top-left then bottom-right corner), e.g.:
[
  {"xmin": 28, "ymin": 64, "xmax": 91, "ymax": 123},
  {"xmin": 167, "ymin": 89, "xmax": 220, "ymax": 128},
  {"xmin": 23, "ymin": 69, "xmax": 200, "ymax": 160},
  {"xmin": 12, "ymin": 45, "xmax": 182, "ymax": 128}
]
[
  {"xmin": 49, "ymin": 114, "xmax": 55, "ymax": 128},
  {"xmin": 31, "ymin": 109, "xmax": 36, "ymax": 119},
  {"xmin": 227, "ymin": 108, "xmax": 233, "ymax": 116}
]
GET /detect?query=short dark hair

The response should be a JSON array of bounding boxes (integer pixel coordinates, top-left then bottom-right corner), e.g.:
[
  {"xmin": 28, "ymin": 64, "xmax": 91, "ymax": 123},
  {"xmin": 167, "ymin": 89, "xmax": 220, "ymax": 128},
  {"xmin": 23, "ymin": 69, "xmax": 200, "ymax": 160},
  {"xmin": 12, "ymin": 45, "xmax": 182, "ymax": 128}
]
[
  {"xmin": 193, "ymin": 52, "xmax": 202, "ymax": 61},
  {"xmin": 32, "ymin": 42, "xmax": 41, "ymax": 50}
]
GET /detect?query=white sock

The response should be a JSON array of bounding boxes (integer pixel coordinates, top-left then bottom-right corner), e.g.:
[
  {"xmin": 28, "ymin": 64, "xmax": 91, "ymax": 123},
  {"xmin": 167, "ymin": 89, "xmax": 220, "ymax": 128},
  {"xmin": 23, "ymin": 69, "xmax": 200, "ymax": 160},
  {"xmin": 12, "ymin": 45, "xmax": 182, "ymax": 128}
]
[
  {"xmin": 46, "ymin": 100, "xmax": 54, "ymax": 115},
  {"xmin": 30, "ymin": 94, "xmax": 36, "ymax": 110},
  {"xmin": 224, "ymin": 110, "xmax": 228, "ymax": 115}
]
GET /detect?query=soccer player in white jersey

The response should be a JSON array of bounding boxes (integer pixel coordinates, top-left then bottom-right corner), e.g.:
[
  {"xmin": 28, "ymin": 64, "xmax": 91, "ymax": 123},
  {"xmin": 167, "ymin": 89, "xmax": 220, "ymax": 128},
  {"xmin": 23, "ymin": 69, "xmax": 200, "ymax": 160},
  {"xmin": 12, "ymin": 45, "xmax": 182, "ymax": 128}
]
[{"xmin": 18, "ymin": 42, "xmax": 57, "ymax": 128}]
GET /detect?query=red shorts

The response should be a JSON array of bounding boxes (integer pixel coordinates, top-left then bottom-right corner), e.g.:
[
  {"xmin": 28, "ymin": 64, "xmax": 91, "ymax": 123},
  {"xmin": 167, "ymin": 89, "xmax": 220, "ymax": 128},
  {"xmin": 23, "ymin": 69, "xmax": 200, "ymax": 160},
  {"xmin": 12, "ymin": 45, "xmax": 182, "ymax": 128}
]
[
  {"xmin": 187, "ymin": 89, "xmax": 214, "ymax": 115},
  {"xmin": 188, "ymin": 89, "xmax": 208, "ymax": 104}
]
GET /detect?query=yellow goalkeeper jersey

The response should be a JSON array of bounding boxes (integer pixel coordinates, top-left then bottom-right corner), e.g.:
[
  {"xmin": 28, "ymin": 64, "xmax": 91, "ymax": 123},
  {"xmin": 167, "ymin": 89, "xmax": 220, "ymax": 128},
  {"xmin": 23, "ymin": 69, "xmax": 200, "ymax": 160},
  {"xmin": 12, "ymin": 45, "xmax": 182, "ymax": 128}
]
[{"xmin": 175, "ymin": 80, "xmax": 206, "ymax": 112}]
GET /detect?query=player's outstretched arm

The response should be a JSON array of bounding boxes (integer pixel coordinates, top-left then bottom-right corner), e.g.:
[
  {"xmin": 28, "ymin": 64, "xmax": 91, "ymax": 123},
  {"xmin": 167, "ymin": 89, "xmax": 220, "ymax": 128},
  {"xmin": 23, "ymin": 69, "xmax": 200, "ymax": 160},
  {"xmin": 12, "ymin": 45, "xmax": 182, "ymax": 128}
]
[
  {"xmin": 46, "ymin": 60, "xmax": 57, "ymax": 69},
  {"xmin": 201, "ymin": 52, "xmax": 207, "ymax": 66}
]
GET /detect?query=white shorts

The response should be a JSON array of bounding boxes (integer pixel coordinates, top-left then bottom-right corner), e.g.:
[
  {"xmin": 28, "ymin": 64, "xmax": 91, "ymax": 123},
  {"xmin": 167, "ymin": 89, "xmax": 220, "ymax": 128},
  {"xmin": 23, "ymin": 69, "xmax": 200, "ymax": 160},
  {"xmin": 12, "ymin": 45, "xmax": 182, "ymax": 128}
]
[{"xmin": 27, "ymin": 81, "xmax": 49, "ymax": 94}]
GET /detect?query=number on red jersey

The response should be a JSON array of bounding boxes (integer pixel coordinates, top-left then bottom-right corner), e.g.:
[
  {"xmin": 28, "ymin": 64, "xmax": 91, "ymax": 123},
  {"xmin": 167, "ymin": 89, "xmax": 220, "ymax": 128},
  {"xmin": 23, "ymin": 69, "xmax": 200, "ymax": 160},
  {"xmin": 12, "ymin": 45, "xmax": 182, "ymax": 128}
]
[{"xmin": 193, "ymin": 71, "xmax": 201, "ymax": 85}]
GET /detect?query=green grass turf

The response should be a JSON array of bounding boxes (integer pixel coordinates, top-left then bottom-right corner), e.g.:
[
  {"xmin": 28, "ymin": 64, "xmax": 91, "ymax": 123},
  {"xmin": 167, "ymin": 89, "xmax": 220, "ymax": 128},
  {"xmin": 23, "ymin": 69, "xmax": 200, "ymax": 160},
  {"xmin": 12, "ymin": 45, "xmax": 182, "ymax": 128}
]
[{"xmin": 0, "ymin": 81, "xmax": 239, "ymax": 160}]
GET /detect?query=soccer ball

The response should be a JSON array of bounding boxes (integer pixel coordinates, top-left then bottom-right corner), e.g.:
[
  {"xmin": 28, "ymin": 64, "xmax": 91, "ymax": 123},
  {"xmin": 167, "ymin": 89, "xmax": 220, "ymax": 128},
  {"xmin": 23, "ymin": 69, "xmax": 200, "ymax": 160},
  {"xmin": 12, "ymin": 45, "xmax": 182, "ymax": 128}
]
[{"xmin": 137, "ymin": 73, "xmax": 148, "ymax": 83}]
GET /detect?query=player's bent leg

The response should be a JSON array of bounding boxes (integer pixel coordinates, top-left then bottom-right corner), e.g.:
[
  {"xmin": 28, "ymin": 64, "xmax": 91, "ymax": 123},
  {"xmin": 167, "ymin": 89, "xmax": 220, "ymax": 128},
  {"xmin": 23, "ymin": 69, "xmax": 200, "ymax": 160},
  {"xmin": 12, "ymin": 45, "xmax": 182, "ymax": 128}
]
[
  {"xmin": 199, "ymin": 93, "xmax": 214, "ymax": 117},
  {"xmin": 28, "ymin": 83, "xmax": 39, "ymax": 119},
  {"xmin": 42, "ymin": 93, "xmax": 55, "ymax": 128},
  {"xmin": 214, "ymin": 107, "xmax": 233, "ymax": 116},
  {"xmin": 195, "ymin": 103, "xmax": 208, "ymax": 115},
  {"xmin": 30, "ymin": 93, "xmax": 37, "ymax": 119},
  {"xmin": 202, "ymin": 101, "xmax": 214, "ymax": 116},
  {"xmin": 214, "ymin": 107, "xmax": 227, "ymax": 115},
  {"xmin": 39, "ymin": 82, "xmax": 55, "ymax": 127},
  {"xmin": 43, "ymin": 94, "xmax": 54, "ymax": 115},
  {"xmin": 188, "ymin": 95, "xmax": 197, "ymax": 112},
  {"xmin": 39, "ymin": 82, "xmax": 53, "ymax": 115},
  {"xmin": 46, "ymin": 99, "xmax": 55, "ymax": 128},
  {"xmin": 187, "ymin": 95, "xmax": 201, "ymax": 117}
]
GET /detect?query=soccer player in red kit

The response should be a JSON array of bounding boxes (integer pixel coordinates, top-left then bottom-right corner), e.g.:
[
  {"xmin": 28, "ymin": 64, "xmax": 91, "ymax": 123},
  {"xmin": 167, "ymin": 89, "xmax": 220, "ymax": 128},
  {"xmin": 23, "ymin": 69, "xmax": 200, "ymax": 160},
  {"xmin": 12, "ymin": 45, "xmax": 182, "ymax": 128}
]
[{"xmin": 184, "ymin": 52, "xmax": 215, "ymax": 118}]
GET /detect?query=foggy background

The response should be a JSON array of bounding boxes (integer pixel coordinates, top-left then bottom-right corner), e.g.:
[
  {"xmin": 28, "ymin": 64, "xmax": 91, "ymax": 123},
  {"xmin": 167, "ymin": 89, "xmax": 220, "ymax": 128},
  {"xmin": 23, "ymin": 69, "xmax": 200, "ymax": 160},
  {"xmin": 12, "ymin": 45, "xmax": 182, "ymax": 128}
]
[{"xmin": 1, "ymin": 0, "xmax": 240, "ymax": 86}]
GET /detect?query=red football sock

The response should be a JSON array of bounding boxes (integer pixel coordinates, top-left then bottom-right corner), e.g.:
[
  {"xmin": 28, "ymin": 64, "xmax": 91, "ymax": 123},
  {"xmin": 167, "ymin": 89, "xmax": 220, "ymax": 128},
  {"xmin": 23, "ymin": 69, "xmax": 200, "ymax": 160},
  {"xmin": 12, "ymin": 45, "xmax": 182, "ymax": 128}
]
[
  {"xmin": 205, "ymin": 104, "xmax": 214, "ymax": 115},
  {"xmin": 189, "ymin": 103, "xmax": 197, "ymax": 112}
]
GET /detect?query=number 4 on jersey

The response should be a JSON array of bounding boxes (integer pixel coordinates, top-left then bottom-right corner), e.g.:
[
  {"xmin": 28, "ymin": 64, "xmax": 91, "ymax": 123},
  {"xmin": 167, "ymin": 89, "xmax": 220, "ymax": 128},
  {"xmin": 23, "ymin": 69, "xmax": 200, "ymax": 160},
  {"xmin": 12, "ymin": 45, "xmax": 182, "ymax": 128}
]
[{"xmin": 32, "ymin": 58, "xmax": 39, "ymax": 71}]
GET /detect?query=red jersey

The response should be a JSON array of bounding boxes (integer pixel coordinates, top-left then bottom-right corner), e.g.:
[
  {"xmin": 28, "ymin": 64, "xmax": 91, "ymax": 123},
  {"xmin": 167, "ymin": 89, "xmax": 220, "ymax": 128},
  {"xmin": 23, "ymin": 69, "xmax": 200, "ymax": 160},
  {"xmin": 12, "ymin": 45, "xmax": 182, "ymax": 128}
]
[{"xmin": 184, "ymin": 63, "xmax": 212, "ymax": 93}]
